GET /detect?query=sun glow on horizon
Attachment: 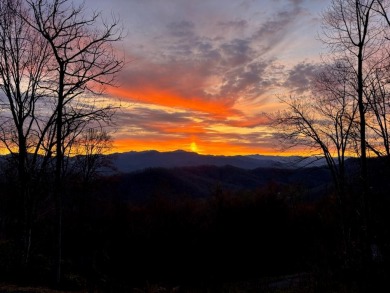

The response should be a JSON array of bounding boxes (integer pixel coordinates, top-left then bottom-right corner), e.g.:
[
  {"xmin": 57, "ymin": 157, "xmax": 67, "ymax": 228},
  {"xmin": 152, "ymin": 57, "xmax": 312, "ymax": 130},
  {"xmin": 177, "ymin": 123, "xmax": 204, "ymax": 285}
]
[
  {"xmin": 190, "ymin": 141, "xmax": 198, "ymax": 153},
  {"xmin": 110, "ymin": 137, "xmax": 315, "ymax": 157}
]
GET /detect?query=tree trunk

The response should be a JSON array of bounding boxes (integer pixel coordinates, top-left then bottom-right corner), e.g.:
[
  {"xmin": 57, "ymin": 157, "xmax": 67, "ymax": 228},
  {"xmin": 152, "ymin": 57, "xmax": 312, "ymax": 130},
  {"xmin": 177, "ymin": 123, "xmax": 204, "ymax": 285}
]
[
  {"xmin": 55, "ymin": 65, "xmax": 65, "ymax": 285},
  {"xmin": 18, "ymin": 132, "xmax": 32, "ymax": 266},
  {"xmin": 358, "ymin": 44, "xmax": 372, "ymax": 264}
]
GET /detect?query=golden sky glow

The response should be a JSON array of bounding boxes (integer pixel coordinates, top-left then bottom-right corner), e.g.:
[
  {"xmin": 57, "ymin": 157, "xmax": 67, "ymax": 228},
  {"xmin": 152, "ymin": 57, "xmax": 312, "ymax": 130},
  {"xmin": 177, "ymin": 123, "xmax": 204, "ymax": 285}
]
[
  {"xmin": 190, "ymin": 142, "xmax": 198, "ymax": 153},
  {"xmin": 80, "ymin": 0, "xmax": 330, "ymax": 156}
]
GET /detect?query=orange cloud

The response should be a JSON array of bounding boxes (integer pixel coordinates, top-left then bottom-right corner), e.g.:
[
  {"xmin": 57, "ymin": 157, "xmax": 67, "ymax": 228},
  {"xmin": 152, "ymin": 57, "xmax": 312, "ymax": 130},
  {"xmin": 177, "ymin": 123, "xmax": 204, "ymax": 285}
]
[
  {"xmin": 112, "ymin": 137, "xmax": 305, "ymax": 156},
  {"xmin": 108, "ymin": 86, "xmax": 240, "ymax": 119},
  {"xmin": 147, "ymin": 122, "xmax": 208, "ymax": 135},
  {"xmin": 226, "ymin": 116, "xmax": 270, "ymax": 128}
]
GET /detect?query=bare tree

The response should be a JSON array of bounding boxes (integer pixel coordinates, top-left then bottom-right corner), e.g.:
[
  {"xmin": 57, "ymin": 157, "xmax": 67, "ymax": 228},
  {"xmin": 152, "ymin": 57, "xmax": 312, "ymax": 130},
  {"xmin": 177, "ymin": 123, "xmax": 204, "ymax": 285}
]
[
  {"xmin": 364, "ymin": 66, "xmax": 390, "ymax": 156},
  {"xmin": 321, "ymin": 0, "xmax": 390, "ymax": 198},
  {"xmin": 273, "ymin": 62, "xmax": 359, "ymax": 265},
  {"xmin": 0, "ymin": 0, "xmax": 53, "ymax": 265},
  {"xmin": 274, "ymin": 62, "xmax": 358, "ymax": 197},
  {"xmin": 22, "ymin": 0, "xmax": 123, "ymax": 283},
  {"xmin": 73, "ymin": 128, "xmax": 113, "ymax": 184},
  {"xmin": 275, "ymin": 0, "xmax": 390, "ymax": 265},
  {"xmin": 321, "ymin": 1, "xmax": 390, "ymax": 264}
]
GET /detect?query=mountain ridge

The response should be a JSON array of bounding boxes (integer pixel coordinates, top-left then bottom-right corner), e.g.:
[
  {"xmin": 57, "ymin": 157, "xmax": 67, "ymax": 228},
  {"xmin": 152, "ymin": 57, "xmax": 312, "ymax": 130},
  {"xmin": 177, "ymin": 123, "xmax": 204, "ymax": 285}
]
[
  {"xmin": 103, "ymin": 163, "xmax": 332, "ymax": 203},
  {"xmin": 105, "ymin": 149, "xmax": 328, "ymax": 174}
]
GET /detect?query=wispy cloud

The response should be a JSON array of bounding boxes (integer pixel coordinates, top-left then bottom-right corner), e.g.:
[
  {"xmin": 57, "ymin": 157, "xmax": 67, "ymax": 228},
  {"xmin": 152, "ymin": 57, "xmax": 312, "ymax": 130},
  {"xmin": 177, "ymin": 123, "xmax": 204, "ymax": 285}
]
[{"xmin": 83, "ymin": 0, "xmax": 328, "ymax": 155}]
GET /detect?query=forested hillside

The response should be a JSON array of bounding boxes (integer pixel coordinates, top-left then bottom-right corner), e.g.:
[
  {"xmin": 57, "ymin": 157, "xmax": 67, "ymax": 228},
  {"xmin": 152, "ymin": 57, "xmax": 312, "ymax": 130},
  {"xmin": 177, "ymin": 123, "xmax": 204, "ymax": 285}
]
[{"xmin": 1, "ymin": 156, "xmax": 390, "ymax": 292}]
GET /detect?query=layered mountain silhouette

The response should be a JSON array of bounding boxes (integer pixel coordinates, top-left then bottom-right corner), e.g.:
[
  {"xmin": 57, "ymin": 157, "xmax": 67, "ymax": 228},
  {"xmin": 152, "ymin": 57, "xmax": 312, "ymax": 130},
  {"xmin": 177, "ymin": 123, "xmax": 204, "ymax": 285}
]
[
  {"xmin": 109, "ymin": 164, "xmax": 332, "ymax": 202},
  {"xmin": 0, "ymin": 150, "xmax": 334, "ymax": 202},
  {"xmin": 91, "ymin": 150, "xmax": 333, "ymax": 202},
  {"xmin": 105, "ymin": 150, "xmax": 328, "ymax": 174}
]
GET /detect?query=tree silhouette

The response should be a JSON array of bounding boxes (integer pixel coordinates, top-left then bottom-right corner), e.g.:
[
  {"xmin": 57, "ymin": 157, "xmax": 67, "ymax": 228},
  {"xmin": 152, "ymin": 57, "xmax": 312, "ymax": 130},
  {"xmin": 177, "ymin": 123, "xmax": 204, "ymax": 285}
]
[
  {"xmin": 276, "ymin": 0, "xmax": 390, "ymax": 265},
  {"xmin": 0, "ymin": 0, "xmax": 53, "ymax": 265},
  {"xmin": 0, "ymin": 0, "xmax": 124, "ymax": 284}
]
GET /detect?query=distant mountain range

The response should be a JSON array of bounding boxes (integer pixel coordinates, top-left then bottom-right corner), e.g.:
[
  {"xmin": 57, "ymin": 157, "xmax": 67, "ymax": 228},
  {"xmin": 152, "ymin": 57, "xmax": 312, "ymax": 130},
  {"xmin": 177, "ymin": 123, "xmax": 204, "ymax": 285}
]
[
  {"xmin": 0, "ymin": 150, "xmax": 332, "ymax": 202},
  {"xmin": 109, "ymin": 164, "xmax": 332, "ymax": 202},
  {"xmin": 104, "ymin": 150, "xmax": 328, "ymax": 174},
  {"xmin": 96, "ymin": 151, "xmax": 332, "ymax": 202}
]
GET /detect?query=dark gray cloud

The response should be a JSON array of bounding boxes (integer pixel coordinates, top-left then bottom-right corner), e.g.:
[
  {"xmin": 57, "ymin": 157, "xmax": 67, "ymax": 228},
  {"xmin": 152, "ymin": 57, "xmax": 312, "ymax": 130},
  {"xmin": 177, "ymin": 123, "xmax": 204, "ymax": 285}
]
[
  {"xmin": 219, "ymin": 60, "xmax": 273, "ymax": 100},
  {"xmin": 283, "ymin": 62, "xmax": 323, "ymax": 93},
  {"xmin": 119, "ymin": 28, "xmax": 277, "ymax": 105},
  {"xmin": 220, "ymin": 39, "xmax": 254, "ymax": 66},
  {"xmin": 118, "ymin": 107, "xmax": 193, "ymax": 125},
  {"xmin": 115, "ymin": 106, "xmax": 208, "ymax": 135},
  {"xmin": 167, "ymin": 20, "xmax": 196, "ymax": 38},
  {"xmin": 217, "ymin": 19, "xmax": 248, "ymax": 30},
  {"xmin": 288, "ymin": 0, "xmax": 304, "ymax": 4},
  {"xmin": 130, "ymin": 0, "xmax": 313, "ymax": 108}
]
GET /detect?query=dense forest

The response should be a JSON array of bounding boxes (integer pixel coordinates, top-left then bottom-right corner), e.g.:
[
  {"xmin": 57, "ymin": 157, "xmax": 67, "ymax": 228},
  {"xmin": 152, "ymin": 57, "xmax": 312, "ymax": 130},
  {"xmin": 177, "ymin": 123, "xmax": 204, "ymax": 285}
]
[{"xmin": 1, "ymin": 156, "xmax": 390, "ymax": 292}]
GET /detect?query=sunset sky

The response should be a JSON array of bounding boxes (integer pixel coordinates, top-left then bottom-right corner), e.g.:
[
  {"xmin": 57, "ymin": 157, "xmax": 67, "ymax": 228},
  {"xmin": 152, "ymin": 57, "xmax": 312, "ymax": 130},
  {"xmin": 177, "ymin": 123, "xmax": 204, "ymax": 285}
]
[{"xmin": 81, "ymin": 0, "xmax": 330, "ymax": 155}]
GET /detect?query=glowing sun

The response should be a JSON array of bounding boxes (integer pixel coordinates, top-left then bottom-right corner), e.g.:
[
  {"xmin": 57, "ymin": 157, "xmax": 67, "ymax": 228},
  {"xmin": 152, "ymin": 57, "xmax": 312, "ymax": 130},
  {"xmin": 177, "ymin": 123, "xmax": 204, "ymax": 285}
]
[{"xmin": 190, "ymin": 142, "xmax": 198, "ymax": 153}]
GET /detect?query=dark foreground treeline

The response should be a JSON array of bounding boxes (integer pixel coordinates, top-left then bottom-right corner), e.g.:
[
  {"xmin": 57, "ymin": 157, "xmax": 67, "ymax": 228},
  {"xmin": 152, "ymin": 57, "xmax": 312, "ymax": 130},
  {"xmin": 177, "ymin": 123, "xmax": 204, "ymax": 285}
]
[{"xmin": 1, "ymin": 159, "xmax": 390, "ymax": 292}]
